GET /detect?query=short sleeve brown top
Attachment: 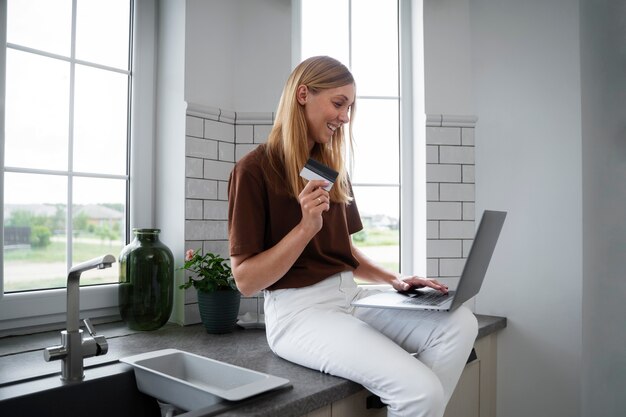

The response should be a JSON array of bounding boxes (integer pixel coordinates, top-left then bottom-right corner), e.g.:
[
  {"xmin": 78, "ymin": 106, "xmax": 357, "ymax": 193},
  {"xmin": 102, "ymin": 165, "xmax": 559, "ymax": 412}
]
[{"xmin": 228, "ymin": 144, "xmax": 363, "ymax": 290}]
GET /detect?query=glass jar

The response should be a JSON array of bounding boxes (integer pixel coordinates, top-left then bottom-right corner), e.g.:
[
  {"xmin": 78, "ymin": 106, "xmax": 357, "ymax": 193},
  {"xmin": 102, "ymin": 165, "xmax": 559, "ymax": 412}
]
[{"xmin": 119, "ymin": 228, "xmax": 174, "ymax": 330}]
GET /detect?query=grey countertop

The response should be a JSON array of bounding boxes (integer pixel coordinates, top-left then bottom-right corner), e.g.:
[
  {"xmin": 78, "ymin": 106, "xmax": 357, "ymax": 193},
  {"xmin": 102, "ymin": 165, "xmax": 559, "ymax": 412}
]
[{"xmin": 0, "ymin": 314, "xmax": 506, "ymax": 417}]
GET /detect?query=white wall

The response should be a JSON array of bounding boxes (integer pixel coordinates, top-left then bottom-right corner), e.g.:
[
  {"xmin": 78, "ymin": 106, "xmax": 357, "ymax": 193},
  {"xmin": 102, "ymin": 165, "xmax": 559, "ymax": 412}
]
[
  {"xmin": 468, "ymin": 1, "xmax": 582, "ymax": 416},
  {"xmin": 425, "ymin": 0, "xmax": 586, "ymax": 416},
  {"xmin": 155, "ymin": 0, "xmax": 187, "ymax": 324},
  {"xmin": 423, "ymin": 0, "xmax": 472, "ymax": 115},
  {"xmin": 185, "ymin": 0, "xmax": 291, "ymax": 112},
  {"xmin": 579, "ymin": 0, "xmax": 626, "ymax": 415}
]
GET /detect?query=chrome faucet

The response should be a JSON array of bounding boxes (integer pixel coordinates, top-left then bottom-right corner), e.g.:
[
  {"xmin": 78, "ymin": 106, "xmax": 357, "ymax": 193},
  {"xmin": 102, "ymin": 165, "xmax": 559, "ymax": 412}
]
[{"xmin": 44, "ymin": 254, "xmax": 115, "ymax": 381}]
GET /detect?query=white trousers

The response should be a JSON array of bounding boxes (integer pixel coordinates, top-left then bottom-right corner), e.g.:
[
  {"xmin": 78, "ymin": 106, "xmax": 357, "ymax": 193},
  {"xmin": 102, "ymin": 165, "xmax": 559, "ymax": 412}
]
[{"xmin": 264, "ymin": 271, "xmax": 478, "ymax": 417}]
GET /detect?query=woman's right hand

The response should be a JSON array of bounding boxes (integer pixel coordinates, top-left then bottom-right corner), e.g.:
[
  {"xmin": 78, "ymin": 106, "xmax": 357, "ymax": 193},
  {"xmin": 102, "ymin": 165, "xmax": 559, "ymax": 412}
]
[{"xmin": 298, "ymin": 179, "xmax": 330, "ymax": 237}]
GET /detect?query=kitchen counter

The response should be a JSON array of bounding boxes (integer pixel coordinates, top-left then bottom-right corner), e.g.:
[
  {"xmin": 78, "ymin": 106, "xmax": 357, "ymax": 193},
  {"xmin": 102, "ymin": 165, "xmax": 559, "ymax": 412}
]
[{"xmin": 0, "ymin": 314, "xmax": 506, "ymax": 417}]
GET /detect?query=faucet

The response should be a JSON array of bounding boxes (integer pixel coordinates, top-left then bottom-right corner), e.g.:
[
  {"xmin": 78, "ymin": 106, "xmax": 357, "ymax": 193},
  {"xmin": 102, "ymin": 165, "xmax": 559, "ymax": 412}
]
[{"xmin": 44, "ymin": 254, "xmax": 115, "ymax": 381}]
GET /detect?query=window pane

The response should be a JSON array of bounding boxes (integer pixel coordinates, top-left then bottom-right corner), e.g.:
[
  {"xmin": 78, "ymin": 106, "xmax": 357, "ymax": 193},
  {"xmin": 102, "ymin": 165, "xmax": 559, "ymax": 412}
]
[
  {"xmin": 5, "ymin": 49, "xmax": 70, "ymax": 170},
  {"xmin": 352, "ymin": 98, "xmax": 399, "ymax": 184},
  {"xmin": 352, "ymin": 185, "xmax": 399, "ymax": 273},
  {"xmin": 73, "ymin": 64, "xmax": 129, "ymax": 175},
  {"xmin": 7, "ymin": 0, "xmax": 72, "ymax": 56},
  {"xmin": 72, "ymin": 177, "xmax": 126, "ymax": 285},
  {"xmin": 301, "ymin": 0, "xmax": 350, "ymax": 65},
  {"xmin": 76, "ymin": 0, "xmax": 131, "ymax": 69},
  {"xmin": 3, "ymin": 173, "xmax": 68, "ymax": 292},
  {"xmin": 351, "ymin": 0, "xmax": 398, "ymax": 96}
]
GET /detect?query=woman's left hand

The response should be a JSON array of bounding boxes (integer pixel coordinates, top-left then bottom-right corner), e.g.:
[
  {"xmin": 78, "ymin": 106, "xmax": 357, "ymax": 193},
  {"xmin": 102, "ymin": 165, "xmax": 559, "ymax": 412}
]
[{"xmin": 390, "ymin": 274, "xmax": 449, "ymax": 294}]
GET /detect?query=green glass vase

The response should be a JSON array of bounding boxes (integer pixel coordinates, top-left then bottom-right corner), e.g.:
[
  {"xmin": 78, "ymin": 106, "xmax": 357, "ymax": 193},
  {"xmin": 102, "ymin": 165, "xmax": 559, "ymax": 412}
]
[{"xmin": 119, "ymin": 229, "xmax": 174, "ymax": 331}]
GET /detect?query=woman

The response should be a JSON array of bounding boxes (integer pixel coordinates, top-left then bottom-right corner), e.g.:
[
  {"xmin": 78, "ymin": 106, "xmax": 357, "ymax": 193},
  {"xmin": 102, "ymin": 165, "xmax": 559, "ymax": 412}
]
[{"xmin": 228, "ymin": 56, "xmax": 477, "ymax": 417}]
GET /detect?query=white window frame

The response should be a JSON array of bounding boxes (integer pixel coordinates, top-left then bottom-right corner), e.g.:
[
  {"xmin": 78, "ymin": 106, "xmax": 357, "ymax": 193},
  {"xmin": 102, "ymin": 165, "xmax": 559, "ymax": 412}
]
[
  {"xmin": 293, "ymin": 0, "xmax": 426, "ymax": 277},
  {"xmin": 0, "ymin": 0, "xmax": 157, "ymax": 336}
]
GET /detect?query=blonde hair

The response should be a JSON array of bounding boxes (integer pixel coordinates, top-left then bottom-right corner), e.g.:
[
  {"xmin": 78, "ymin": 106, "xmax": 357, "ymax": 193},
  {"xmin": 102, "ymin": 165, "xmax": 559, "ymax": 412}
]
[{"xmin": 266, "ymin": 56, "xmax": 356, "ymax": 204}]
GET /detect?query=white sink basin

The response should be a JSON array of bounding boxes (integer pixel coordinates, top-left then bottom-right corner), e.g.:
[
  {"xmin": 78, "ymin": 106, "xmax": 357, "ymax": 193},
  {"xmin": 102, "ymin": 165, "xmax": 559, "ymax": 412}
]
[{"xmin": 120, "ymin": 349, "xmax": 290, "ymax": 411}]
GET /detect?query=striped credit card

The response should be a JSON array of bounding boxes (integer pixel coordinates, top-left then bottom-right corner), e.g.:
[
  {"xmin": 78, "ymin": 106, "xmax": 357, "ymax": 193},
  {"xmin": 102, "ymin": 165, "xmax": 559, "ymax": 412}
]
[{"xmin": 299, "ymin": 158, "xmax": 339, "ymax": 191}]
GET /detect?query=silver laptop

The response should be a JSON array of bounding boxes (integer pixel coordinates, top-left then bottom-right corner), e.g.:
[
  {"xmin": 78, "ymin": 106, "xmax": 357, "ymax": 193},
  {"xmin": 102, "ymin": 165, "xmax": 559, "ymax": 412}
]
[{"xmin": 351, "ymin": 210, "xmax": 507, "ymax": 312}]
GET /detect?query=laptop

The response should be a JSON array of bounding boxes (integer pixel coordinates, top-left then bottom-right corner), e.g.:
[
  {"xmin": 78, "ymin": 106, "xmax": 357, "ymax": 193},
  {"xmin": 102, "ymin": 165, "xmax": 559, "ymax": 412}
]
[{"xmin": 351, "ymin": 210, "xmax": 507, "ymax": 312}]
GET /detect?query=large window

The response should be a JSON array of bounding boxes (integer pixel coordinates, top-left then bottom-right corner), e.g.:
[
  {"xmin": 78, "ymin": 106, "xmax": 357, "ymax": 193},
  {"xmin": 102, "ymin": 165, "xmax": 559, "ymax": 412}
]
[
  {"xmin": 2, "ymin": 0, "xmax": 131, "ymax": 293},
  {"xmin": 300, "ymin": 0, "xmax": 402, "ymax": 272},
  {"xmin": 0, "ymin": 0, "xmax": 156, "ymax": 335}
]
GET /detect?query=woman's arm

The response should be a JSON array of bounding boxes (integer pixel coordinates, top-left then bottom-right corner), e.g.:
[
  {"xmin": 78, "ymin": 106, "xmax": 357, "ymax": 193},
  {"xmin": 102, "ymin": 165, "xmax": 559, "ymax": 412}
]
[
  {"xmin": 351, "ymin": 243, "xmax": 449, "ymax": 293},
  {"xmin": 231, "ymin": 224, "xmax": 312, "ymax": 296},
  {"xmin": 231, "ymin": 179, "xmax": 330, "ymax": 296}
]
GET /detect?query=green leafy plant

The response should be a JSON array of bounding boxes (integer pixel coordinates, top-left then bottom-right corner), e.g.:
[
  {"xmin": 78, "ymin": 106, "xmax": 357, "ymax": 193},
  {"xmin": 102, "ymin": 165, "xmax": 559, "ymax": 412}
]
[{"xmin": 178, "ymin": 249, "xmax": 238, "ymax": 293}]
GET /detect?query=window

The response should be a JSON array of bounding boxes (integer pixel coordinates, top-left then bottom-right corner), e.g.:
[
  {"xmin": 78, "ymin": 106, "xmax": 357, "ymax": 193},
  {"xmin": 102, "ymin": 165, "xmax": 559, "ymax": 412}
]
[
  {"xmin": 3, "ymin": 0, "xmax": 130, "ymax": 292},
  {"xmin": 299, "ymin": 0, "xmax": 407, "ymax": 273},
  {"xmin": 0, "ymin": 0, "xmax": 156, "ymax": 334}
]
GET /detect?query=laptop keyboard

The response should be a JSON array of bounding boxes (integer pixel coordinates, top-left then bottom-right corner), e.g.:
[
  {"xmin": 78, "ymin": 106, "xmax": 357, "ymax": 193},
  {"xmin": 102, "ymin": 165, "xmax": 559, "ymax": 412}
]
[{"xmin": 401, "ymin": 290, "xmax": 454, "ymax": 306}]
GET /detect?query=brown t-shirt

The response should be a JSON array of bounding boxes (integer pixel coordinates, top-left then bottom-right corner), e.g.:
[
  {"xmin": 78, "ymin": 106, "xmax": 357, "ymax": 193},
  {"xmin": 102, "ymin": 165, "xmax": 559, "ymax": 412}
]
[{"xmin": 228, "ymin": 144, "xmax": 363, "ymax": 290}]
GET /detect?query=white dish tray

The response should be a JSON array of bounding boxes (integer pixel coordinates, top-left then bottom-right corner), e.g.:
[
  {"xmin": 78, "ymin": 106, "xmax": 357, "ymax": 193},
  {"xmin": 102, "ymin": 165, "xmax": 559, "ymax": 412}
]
[{"xmin": 120, "ymin": 348, "xmax": 290, "ymax": 411}]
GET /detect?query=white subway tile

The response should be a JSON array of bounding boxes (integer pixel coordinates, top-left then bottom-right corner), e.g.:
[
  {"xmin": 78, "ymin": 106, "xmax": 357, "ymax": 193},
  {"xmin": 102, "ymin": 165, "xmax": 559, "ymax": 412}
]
[
  {"xmin": 439, "ymin": 258, "xmax": 466, "ymax": 277},
  {"xmin": 462, "ymin": 202, "xmax": 475, "ymax": 220},
  {"xmin": 427, "ymin": 183, "xmax": 439, "ymax": 201},
  {"xmin": 184, "ymin": 240, "xmax": 203, "ymax": 253},
  {"xmin": 186, "ymin": 136, "xmax": 217, "ymax": 159},
  {"xmin": 426, "ymin": 145, "xmax": 439, "ymax": 163},
  {"xmin": 440, "ymin": 183, "xmax": 475, "ymax": 202},
  {"xmin": 204, "ymin": 160, "xmax": 234, "ymax": 181},
  {"xmin": 185, "ymin": 157, "xmax": 203, "ymax": 178},
  {"xmin": 427, "ymin": 164, "xmax": 461, "ymax": 183},
  {"xmin": 186, "ymin": 178, "xmax": 217, "ymax": 199},
  {"xmin": 461, "ymin": 128, "xmax": 475, "ymax": 145},
  {"xmin": 236, "ymin": 144, "xmax": 258, "ymax": 161},
  {"xmin": 204, "ymin": 119, "xmax": 234, "ymax": 142},
  {"xmin": 185, "ymin": 199, "xmax": 203, "ymax": 220},
  {"xmin": 426, "ymin": 127, "xmax": 461, "ymax": 145},
  {"xmin": 440, "ymin": 221, "xmax": 475, "ymax": 239},
  {"xmin": 463, "ymin": 239, "xmax": 473, "ymax": 257},
  {"xmin": 427, "ymin": 202, "xmax": 462, "ymax": 220},
  {"xmin": 236, "ymin": 112, "xmax": 273, "ymax": 125},
  {"xmin": 440, "ymin": 146, "xmax": 474, "ymax": 164},
  {"xmin": 185, "ymin": 220, "xmax": 228, "ymax": 240},
  {"xmin": 218, "ymin": 142, "xmax": 235, "ymax": 162},
  {"xmin": 427, "ymin": 258, "xmax": 439, "ymax": 277},
  {"xmin": 427, "ymin": 221, "xmax": 439, "ymax": 238},
  {"xmin": 462, "ymin": 165, "xmax": 475, "ymax": 183},
  {"xmin": 253, "ymin": 125, "xmax": 272, "ymax": 143},
  {"xmin": 235, "ymin": 125, "xmax": 254, "ymax": 143},
  {"xmin": 219, "ymin": 110, "xmax": 236, "ymax": 124},
  {"xmin": 218, "ymin": 181, "xmax": 229, "ymax": 201},
  {"xmin": 427, "ymin": 239, "xmax": 462, "ymax": 258},
  {"xmin": 203, "ymin": 200, "xmax": 228, "ymax": 220},
  {"xmin": 186, "ymin": 116, "xmax": 203, "ymax": 138},
  {"xmin": 203, "ymin": 240, "xmax": 230, "ymax": 259},
  {"xmin": 183, "ymin": 304, "xmax": 200, "ymax": 325}
]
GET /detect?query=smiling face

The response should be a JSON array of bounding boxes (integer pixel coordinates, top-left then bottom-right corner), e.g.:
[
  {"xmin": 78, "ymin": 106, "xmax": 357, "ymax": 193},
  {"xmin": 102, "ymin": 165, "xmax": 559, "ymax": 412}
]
[{"xmin": 297, "ymin": 83, "xmax": 356, "ymax": 151}]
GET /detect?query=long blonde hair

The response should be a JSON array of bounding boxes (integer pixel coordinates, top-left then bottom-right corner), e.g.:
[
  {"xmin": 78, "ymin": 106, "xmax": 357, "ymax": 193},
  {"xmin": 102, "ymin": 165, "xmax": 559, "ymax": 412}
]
[{"xmin": 266, "ymin": 56, "xmax": 356, "ymax": 204}]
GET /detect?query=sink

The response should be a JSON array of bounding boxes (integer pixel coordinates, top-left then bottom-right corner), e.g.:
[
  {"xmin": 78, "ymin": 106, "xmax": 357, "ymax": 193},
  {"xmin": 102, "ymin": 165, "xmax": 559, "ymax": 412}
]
[
  {"xmin": 120, "ymin": 349, "xmax": 291, "ymax": 412},
  {"xmin": 0, "ymin": 362, "xmax": 161, "ymax": 417}
]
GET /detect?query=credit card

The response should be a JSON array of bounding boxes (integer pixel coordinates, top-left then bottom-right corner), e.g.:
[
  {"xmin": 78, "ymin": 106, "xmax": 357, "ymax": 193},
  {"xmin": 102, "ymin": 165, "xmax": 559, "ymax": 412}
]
[{"xmin": 299, "ymin": 158, "xmax": 338, "ymax": 191}]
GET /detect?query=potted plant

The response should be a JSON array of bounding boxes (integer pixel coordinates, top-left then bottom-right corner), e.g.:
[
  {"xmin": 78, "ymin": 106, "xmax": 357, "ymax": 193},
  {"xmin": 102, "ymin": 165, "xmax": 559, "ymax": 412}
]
[{"xmin": 179, "ymin": 249, "xmax": 241, "ymax": 334}]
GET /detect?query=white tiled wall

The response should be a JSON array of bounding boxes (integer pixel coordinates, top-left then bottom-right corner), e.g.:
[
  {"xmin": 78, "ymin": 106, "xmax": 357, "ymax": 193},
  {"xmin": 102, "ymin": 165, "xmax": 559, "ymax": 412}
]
[
  {"xmin": 183, "ymin": 104, "xmax": 272, "ymax": 325},
  {"xmin": 425, "ymin": 115, "xmax": 477, "ymax": 287},
  {"xmin": 183, "ymin": 108, "xmax": 477, "ymax": 323}
]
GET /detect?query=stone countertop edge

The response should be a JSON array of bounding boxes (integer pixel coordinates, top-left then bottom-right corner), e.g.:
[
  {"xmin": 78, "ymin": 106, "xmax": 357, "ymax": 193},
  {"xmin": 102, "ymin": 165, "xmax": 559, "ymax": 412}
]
[
  {"xmin": 201, "ymin": 314, "xmax": 507, "ymax": 417},
  {"xmin": 0, "ymin": 314, "xmax": 506, "ymax": 417}
]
